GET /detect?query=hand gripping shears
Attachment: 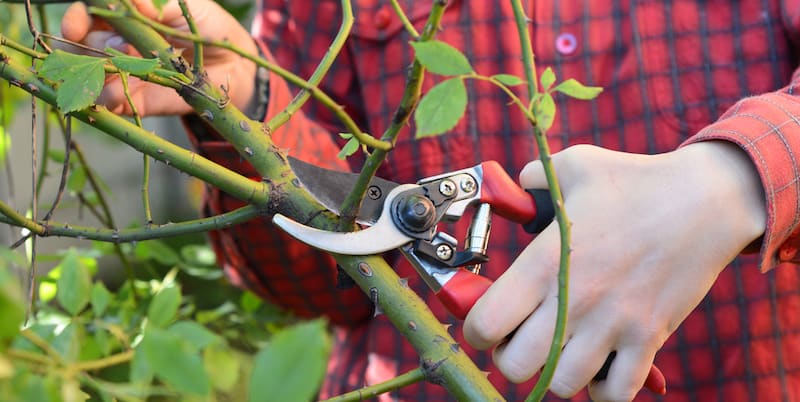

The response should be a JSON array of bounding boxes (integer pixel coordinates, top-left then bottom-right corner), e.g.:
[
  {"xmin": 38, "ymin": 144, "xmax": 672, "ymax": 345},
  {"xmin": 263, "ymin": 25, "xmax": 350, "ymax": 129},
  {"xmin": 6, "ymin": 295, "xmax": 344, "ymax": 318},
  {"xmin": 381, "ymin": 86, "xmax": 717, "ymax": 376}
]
[{"xmin": 273, "ymin": 157, "xmax": 666, "ymax": 394}]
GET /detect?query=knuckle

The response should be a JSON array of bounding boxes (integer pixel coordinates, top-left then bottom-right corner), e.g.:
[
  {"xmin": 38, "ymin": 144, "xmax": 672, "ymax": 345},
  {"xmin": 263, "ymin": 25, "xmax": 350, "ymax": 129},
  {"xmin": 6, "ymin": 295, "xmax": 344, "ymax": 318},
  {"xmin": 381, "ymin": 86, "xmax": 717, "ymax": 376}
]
[
  {"xmin": 549, "ymin": 377, "xmax": 583, "ymax": 398},
  {"xmin": 463, "ymin": 316, "xmax": 504, "ymax": 349},
  {"xmin": 495, "ymin": 354, "xmax": 536, "ymax": 384}
]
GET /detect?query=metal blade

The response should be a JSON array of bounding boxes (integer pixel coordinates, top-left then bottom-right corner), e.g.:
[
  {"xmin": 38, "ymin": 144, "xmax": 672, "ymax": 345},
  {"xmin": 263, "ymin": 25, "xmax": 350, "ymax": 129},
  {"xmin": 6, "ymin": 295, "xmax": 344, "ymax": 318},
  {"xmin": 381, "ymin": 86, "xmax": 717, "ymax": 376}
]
[
  {"xmin": 272, "ymin": 184, "xmax": 419, "ymax": 254},
  {"xmin": 288, "ymin": 156, "xmax": 399, "ymax": 225}
]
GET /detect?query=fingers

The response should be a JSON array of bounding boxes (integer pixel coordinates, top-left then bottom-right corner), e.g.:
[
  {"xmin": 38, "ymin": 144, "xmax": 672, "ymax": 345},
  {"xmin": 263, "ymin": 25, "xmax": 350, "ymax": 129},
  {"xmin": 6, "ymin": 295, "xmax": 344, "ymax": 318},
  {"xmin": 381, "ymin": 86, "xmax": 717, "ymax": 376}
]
[
  {"xmin": 463, "ymin": 224, "xmax": 559, "ymax": 350},
  {"xmin": 589, "ymin": 347, "xmax": 657, "ymax": 402},
  {"xmin": 490, "ymin": 297, "xmax": 557, "ymax": 383},
  {"xmin": 62, "ymin": 2, "xmax": 92, "ymax": 42},
  {"xmin": 519, "ymin": 159, "xmax": 548, "ymax": 189},
  {"xmin": 548, "ymin": 329, "xmax": 614, "ymax": 398}
]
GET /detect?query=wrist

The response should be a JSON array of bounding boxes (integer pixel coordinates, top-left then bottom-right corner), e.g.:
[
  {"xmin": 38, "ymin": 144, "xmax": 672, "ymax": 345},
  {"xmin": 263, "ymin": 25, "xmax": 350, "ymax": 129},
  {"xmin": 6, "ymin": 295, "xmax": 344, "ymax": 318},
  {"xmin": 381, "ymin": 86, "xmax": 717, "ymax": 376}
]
[{"xmin": 677, "ymin": 141, "xmax": 766, "ymax": 248}]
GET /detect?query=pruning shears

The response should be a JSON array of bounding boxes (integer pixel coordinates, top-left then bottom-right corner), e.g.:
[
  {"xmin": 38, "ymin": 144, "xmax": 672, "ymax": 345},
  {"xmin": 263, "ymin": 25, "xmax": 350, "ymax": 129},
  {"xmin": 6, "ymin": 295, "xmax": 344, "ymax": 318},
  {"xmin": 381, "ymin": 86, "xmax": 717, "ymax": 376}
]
[{"xmin": 273, "ymin": 157, "xmax": 666, "ymax": 394}]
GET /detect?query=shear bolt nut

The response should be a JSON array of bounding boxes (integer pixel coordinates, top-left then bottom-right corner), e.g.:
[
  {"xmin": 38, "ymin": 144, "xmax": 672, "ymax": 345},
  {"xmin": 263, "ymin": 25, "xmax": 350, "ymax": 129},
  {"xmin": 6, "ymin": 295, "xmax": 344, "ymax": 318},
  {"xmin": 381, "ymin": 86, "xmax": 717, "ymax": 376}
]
[
  {"xmin": 460, "ymin": 177, "xmax": 476, "ymax": 193},
  {"xmin": 436, "ymin": 244, "xmax": 454, "ymax": 261},
  {"xmin": 395, "ymin": 193, "xmax": 436, "ymax": 233},
  {"xmin": 439, "ymin": 180, "xmax": 457, "ymax": 197}
]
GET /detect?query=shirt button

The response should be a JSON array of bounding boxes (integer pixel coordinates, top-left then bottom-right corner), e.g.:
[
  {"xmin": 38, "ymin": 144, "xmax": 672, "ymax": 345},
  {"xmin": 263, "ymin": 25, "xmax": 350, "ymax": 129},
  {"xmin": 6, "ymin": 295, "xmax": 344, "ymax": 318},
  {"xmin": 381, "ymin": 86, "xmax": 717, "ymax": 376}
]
[
  {"xmin": 555, "ymin": 32, "xmax": 578, "ymax": 55},
  {"xmin": 375, "ymin": 7, "xmax": 392, "ymax": 30},
  {"xmin": 780, "ymin": 245, "xmax": 797, "ymax": 261}
]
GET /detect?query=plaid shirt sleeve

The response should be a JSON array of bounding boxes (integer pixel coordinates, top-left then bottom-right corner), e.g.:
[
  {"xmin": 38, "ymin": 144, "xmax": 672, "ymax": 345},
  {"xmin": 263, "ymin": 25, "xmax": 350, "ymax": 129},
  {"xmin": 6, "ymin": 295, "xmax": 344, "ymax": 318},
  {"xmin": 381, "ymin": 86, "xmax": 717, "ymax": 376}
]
[{"xmin": 684, "ymin": 63, "xmax": 800, "ymax": 271}]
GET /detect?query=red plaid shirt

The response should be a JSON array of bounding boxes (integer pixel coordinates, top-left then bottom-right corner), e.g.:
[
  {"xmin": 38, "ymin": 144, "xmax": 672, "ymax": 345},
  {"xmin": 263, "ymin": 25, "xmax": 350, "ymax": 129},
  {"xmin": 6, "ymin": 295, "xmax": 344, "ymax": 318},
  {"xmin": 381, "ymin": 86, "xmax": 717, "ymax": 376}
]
[{"xmin": 188, "ymin": 1, "xmax": 800, "ymax": 400}]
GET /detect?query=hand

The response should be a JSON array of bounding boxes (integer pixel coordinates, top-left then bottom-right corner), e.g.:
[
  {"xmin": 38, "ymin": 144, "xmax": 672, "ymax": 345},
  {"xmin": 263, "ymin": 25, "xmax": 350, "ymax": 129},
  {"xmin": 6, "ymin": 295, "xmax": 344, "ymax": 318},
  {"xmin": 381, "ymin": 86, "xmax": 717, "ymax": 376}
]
[
  {"xmin": 463, "ymin": 142, "xmax": 766, "ymax": 401},
  {"xmin": 60, "ymin": 0, "xmax": 258, "ymax": 116}
]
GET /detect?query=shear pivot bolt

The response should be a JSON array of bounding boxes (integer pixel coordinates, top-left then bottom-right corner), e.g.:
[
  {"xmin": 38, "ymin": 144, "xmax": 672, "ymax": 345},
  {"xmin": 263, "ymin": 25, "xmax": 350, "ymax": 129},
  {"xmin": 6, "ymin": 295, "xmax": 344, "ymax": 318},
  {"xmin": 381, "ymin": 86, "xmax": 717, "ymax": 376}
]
[
  {"xmin": 367, "ymin": 186, "xmax": 382, "ymax": 200},
  {"xmin": 460, "ymin": 177, "xmax": 476, "ymax": 193},
  {"xmin": 439, "ymin": 180, "xmax": 457, "ymax": 197},
  {"xmin": 436, "ymin": 244, "xmax": 454, "ymax": 261}
]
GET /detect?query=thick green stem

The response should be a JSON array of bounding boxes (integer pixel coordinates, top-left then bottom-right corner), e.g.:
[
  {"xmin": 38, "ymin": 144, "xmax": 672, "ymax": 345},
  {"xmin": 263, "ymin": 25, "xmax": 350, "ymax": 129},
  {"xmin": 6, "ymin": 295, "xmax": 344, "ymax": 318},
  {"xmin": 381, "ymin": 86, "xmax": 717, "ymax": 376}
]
[
  {"xmin": 0, "ymin": 50, "xmax": 269, "ymax": 207},
  {"xmin": 88, "ymin": 1, "xmax": 390, "ymax": 152},
  {"xmin": 334, "ymin": 254, "xmax": 503, "ymax": 401}
]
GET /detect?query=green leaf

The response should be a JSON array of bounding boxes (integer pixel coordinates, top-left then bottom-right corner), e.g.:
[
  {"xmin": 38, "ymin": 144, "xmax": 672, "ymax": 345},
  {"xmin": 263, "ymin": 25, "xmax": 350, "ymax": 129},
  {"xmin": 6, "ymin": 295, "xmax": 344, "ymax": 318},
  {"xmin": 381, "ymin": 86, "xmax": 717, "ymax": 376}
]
[
  {"xmin": 248, "ymin": 319, "xmax": 331, "ymax": 402},
  {"xmin": 91, "ymin": 282, "xmax": 111, "ymax": 316},
  {"xmin": 553, "ymin": 78, "xmax": 603, "ymax": 100},
  {"xmin": 337, "ymin": 137, "xmax": 360, "ymax": 160},
  {"xmin": 0, "ymin": 253, "xmax": 24, "ymax": 340},
  {"xmin": 204, "ymin": 344, "xmax": 240, "ymax": 392},
  {"xmin": 240, "ymin": 291, "xmax": 263, "ymax": 313},
  {"xmin": 56, "ymin": 249, "xmax": 92, "ymax": 316},
  {"xmin": 147, "ymin": 284, "xmax": 181, "ymax": 328},
  {"xmin": 180, "ymin": 244, "xmax": 217, "ymax": 267},
  {"xmin": 110, "ymin": 55, "xmax": 159, "ymax": 75},
  {"xmin": 151, "ymin": 0, "xmax": 169, "ymax": 13},
  {"xmin": 540, "ymin": 67, "xmax": 556, "ymax": 91},
  {"xmin": 168, "ymin": 321, "xmax": 221, "ymax": 351},
  {"xmin": 491, "ymin": 74, "xmax": 525, "ymax": 86},
  {"xmin": 414, "ymin": 78, "xmax": 468, "ymax": 138},
  {"xmin": 67, "ymin": 166, "xmax": 87, "ymax": 193},
  {"xmin": 135, "ymin": 240, "xmax": 180, "ymax": 266},
  {"xmin": 410, "ymin": 40, "xmax": 474, "ymax": 76},
  {"xmin": 141, "ymin": 327, "xmax": 210, "ymax": 396},
  {"xmin": 38, "ymin": 49, "xmax": 105, "ymax": 113},
  {"xmin": 535, "ymin": 92, "xmax": 556, "ymax": 131}
]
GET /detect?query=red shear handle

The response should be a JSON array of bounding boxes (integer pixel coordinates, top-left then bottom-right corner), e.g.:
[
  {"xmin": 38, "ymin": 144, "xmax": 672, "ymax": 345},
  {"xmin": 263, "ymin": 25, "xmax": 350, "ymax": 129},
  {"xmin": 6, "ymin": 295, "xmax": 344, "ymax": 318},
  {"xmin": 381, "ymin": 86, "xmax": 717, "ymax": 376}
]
[
  {"xmin": 436, "ymin": 269, "xmax": 493, "ymax": 321},
  {"xmin": 436, "ymin": 269, "xmax": 667, "ymax": 395},
  {"xmin": 479, "ymin": 161, "xmax": 555, "ymax": 233}
]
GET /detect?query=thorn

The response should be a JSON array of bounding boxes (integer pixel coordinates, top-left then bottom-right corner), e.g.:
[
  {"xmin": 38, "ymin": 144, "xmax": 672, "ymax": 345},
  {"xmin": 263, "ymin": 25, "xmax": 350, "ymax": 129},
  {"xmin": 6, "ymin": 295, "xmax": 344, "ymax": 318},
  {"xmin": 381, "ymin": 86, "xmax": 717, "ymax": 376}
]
[
  {"xmin": 398, "ymin": 277, "xmax": 409, "ymax": 287},
  {"xmin": 239, "ymin": 120, "xmax": 251, "ymax": 132},
  {"xmin": 408, "ymin": 321, "xmax": 417, "ymax": 331},
  {"xmin": 243, "ymin": 146, "xmax": 254, "ymax": 156},
  {"xmin": 200, "ymin": 109, "xmax": 214, "ymax": 121}
]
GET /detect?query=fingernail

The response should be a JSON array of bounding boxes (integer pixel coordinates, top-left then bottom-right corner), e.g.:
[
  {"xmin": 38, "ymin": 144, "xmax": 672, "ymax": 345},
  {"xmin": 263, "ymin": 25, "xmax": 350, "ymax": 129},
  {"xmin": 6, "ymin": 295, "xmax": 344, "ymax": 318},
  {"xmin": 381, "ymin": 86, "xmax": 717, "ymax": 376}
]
[{"xmin": 104, "ymin": 35, "xmax": 125, "ymax": 50}]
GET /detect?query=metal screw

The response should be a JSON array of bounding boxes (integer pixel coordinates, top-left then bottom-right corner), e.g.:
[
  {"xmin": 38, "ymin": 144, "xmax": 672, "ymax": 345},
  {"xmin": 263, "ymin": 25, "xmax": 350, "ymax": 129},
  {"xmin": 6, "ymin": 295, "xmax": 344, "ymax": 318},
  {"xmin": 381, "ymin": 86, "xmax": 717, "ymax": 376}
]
[
  {"xmin": 460, "ymin": 176, "xmax": 476, "ymax": 193},
  {"xmin": 436, "ymin": 244, "xmax": 454, "ymax": 261},
  {"xmin": 367, "ymin": 185, "xmax": 382, "ymax": 200},
  {"xmin": 439, "ymin": 179, "xmax": 456, "ymax": 197}
]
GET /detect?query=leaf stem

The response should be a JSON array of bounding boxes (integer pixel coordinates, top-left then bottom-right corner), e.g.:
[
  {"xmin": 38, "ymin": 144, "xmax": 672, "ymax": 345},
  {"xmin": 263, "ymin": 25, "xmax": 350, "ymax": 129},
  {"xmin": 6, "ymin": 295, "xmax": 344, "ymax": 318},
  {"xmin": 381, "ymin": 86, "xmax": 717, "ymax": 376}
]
[{"xmin": 322, "ymin": 368, "xmax": 426, "ymax": 402}]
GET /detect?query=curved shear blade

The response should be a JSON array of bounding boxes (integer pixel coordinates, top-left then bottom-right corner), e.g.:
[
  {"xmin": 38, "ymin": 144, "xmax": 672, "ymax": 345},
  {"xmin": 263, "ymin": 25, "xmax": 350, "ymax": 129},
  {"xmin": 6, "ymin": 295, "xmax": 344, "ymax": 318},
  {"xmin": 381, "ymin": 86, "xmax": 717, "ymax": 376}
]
[
  {"xmin": 272, "ymin": 213, "xmax": 411, "ymax": 255},
  {"xmin": 272, "ymin": 184, "xmax": 420, "ymax": 255},
  {"xmin": 288, "ymin": 156, "xmax": 399, "ymax": 225}
]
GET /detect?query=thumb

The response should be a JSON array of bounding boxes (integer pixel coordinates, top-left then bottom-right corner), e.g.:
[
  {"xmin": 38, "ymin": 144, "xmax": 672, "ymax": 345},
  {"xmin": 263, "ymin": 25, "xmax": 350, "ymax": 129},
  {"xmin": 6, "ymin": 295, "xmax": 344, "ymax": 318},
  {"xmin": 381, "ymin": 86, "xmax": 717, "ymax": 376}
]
[{"xmin": 519, "ymin": 159, "xmax": 548, "ymax": 189}]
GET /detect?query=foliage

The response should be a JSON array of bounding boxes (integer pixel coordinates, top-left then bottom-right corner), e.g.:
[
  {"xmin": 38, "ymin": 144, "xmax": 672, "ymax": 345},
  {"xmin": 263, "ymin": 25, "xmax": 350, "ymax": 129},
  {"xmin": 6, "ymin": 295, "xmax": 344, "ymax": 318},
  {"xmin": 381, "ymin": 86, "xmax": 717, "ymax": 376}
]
[{"xmin": 0, "ymin": 0, "xmax": 603, "ymax": 400}]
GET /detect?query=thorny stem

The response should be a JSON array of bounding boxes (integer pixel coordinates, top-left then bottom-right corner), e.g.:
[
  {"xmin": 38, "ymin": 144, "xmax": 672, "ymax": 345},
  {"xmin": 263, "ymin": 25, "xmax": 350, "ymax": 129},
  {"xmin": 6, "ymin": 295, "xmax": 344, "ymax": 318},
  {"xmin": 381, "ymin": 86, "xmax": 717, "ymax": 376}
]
[
  {"xmin": 23, "ymin": 0, "xmax": 51, "ymax": 53},
  {"xmin": 176, "ymin": 0, "xmax": 203, "ymax": 73},
  {"xmin": 0, "ymin": 50, "xmax": 270, "ymax": 206},
  {"xmin": 40, "ymin": 116, "xmax": 70, "ymax": 221},
  {"xmin": 0, "ymin": 204, "xmax": 259, "ymax": 242},
  {"xmin": 266, "ymin": 0, "xmax": 354, "ymax": 134},
  {"xmin": 390, "ymin": 0, "xmax": 420, "ymax": 39},
  {"xmin": 321, "ymin": 368, "xmax": 426, "ymax": 402},
  {"xmin": 88, "ymin": 2, "xmax": 390, "ymax": 152},
  {"xmin": 118, "ymin": 72, "xmax": 153, "ymax": 224},
  {"xmin": 336, "ymin": 0, "xmax": 447, "ymax": 227},
  {"xmin": 509, "ymin": 1, "xmax": 572, "ymax": 401}
]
